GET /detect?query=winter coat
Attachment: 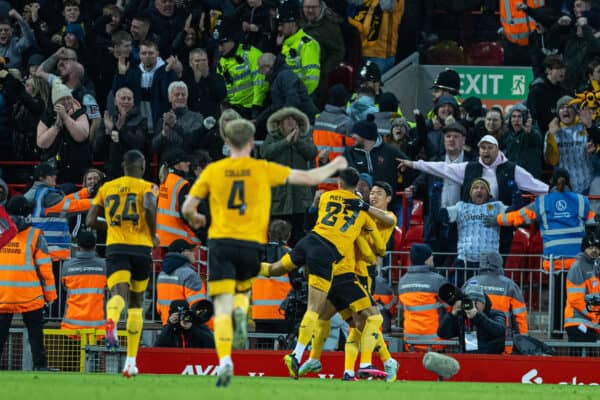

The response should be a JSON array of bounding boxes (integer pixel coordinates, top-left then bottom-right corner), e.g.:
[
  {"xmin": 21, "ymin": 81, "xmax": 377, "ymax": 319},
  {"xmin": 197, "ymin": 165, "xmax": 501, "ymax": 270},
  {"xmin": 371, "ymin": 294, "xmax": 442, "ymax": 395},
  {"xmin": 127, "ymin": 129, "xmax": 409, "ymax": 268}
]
[
  {"xmin": 152, "ymin": 107, "xmax": 208, "ymax": 162},
  {"xmin": 260, "ymin": 107, "xmax": 318, "ymax": 215},
  {"xmin": 301, "ymin": 7, "xmax": 345, "ymax": 77},
  {"xmin": 526, "ymin": 77, "xmax": 566, "ymax": 134},
  {"xmin": 501, "ymin": 105, "xmax": 543, "ymax": 179}
]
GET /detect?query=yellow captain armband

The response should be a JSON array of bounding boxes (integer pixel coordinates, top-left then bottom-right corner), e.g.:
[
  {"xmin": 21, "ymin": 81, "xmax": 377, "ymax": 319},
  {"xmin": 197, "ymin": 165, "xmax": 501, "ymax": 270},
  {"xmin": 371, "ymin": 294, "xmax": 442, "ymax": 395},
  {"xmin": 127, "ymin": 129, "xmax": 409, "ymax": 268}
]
[{"xmin": 259, "ymin": 262, "xmax": 271, "ymax": 277}]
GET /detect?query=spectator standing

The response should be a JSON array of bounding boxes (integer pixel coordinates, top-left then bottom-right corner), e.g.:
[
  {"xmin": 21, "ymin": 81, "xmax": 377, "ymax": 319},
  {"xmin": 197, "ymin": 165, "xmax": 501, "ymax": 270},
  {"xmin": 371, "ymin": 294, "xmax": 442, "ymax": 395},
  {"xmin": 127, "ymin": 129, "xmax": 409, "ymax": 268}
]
[
  {"xmin": 60, "ymin": 231, "xmax": 107, "ymax": 331},
  {"xmin": 348, "ymin": 0, "xmax": 405, "ymax": 74},
  {"xmin": 526, "ymin": 54, "xmax": 566, "ymax": 134},
  {"xmin": 275, "ymin": 3, "xmax": 321, "ymax": 95},
  {"xmin": 545, "ymin": 96, "xmax": 594, "ymax": 194},
  {"xmin": 235, "ymin": 0, "xmax": 273, "ymax": 52},
  {"xmin": 501, "ymin": 104, "xmax": 543, "ymax": 180},
  {"xmin": 398, "ymin": 244, "xmax": 450, "ymax": 351},
  {"xmin": 36, "ymin": 80, "xmax": 91, "ymax": 184},
  {"xmin": 147, "ymin": 0, "xmax": 188, "ymax": 57},
  {"xmin": 411, "ymin": 95, "xmax": 460, "ymax": 160},
  {"xmin": 260, "ymin": 107, "xmax": 318, "ymax": 245},
  {"xmin": 11, "ymin": 75, "xmax": 48, "ymax": 162},
  {"xmin": 182, "ymin": 48, "xmax": 227, "ymax": 119},
  {"xmin": 0, "ymin": 196, "xmax": 57, "ymax": 371},
  {"xmin": 255, "ymin": 53, "xmax": 318, "ymax": 129},
  {"xmin": 0, "ymin": 8, "xmax": 34, "ymax": 69}
]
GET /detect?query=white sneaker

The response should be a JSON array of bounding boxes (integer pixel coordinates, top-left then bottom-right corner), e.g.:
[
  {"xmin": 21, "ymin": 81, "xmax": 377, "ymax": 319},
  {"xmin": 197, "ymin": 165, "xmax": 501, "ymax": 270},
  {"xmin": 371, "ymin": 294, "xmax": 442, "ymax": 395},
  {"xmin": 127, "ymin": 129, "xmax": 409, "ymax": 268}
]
[
  {"xmin": 122, "ymin": 364, "xmax": 139, "ymax": 378},
  {"xmin": 216, "ymin": 364, "xmax": 233, "ymax": 387}
]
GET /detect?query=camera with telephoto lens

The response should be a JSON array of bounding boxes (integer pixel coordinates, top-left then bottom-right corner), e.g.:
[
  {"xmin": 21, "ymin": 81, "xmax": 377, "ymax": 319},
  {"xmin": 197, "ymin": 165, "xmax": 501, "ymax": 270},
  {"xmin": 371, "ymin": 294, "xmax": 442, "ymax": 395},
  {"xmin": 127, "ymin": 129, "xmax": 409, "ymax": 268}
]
[
  {"xmin": 438, "ymin": 283, "xmax": 474, "ymax": 311},
  {"xmin": 177, "ymin": 306, "xmax": 194, "ymax": 323},
  {"xmin": 585, "ymin": 294, "xmax": 600, "ymax": 313}
]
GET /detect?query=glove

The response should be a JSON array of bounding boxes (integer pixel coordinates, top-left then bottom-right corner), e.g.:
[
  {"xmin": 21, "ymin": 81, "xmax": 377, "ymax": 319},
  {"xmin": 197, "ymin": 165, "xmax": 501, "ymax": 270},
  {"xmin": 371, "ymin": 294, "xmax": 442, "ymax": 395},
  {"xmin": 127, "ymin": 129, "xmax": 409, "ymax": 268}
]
[
  {"xmin": 344, "ymin": 198, "xmax": 370, "ymax": 212},
  {"xmin": 203, "ymin": 116, "xmax": 216, "ymax": 130},
  {"xmin": 483, "ymin": 215, "xmax": 498, "ymax": 227}
]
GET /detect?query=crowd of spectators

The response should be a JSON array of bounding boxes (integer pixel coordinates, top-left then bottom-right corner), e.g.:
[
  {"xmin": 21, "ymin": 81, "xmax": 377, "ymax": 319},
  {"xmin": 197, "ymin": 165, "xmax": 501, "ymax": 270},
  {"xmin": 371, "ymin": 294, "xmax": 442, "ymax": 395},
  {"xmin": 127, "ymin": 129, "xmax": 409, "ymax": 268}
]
[{"xmin": 1, "ymin": 0, "xmax": 600, "ymax": 357}]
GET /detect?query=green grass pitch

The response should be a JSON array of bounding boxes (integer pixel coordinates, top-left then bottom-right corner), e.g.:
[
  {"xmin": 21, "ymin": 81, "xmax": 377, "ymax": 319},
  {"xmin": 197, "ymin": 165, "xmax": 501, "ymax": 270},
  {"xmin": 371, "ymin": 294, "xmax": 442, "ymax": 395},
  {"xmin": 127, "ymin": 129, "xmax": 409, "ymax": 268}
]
[{"xmin": 0, "ymin": 372, "xmax": 597, "ymax": 400}]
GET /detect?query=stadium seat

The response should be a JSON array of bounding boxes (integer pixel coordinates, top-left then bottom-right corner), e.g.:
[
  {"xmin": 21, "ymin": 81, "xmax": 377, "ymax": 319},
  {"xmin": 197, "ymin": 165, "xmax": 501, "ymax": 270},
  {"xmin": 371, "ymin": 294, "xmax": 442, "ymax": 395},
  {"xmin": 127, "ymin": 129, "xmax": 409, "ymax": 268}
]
[
  {"xmin": 505, "ymin": 227, "xmax": 530, "ymax": 271},
  {"xmin": 466, "ymin": 41, "xmax": 504, "ymax": 66},
  {"xmin": 410, "ymin": 200, "xmax": 423, "ymax": 226}
]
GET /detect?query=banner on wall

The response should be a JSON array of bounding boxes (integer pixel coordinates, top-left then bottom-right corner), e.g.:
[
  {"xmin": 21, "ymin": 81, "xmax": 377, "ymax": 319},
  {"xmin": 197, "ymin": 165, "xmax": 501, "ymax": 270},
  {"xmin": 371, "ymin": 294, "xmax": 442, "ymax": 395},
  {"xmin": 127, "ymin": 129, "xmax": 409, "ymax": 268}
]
[{"xmin": 137, "ymin": 349, "xmax": 599, "ymax": 385}]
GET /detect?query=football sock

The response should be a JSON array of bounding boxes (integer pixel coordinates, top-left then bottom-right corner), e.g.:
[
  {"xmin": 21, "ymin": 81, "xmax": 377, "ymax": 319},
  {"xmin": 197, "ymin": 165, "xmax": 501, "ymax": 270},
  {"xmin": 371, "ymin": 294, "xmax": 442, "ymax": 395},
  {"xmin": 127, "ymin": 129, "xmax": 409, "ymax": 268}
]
[
  {"xmin": 214, "ymin": 315, "xmax": 233, "ymax": 361},
  {"xmin": 125, "ymin": 308, "xmax": 143, "ymax": 358},
  {"xmin": 106, "ymin": 295, "xmax": 125, "ymax": 324},
  {"xmin": 233, "ymin": 293, "xmax": 249, "ymax": 314},
  {"xmin": 377, "ymin": 333, "xmax": 391, "ymax": 363},
  {"xmin": 359, "ymin": 314, "xmax": 383, "ymax": 367},
  {"xmin": 344, "ymin": 328, "xmax": 361, "ymax": 372},
  {"xmin": 309, "ymin": 319, "xmax": 331, "ymax": 360},
  {"xmin": 294, "ymin": 310, "xmax": 318, "ymax": 363}
]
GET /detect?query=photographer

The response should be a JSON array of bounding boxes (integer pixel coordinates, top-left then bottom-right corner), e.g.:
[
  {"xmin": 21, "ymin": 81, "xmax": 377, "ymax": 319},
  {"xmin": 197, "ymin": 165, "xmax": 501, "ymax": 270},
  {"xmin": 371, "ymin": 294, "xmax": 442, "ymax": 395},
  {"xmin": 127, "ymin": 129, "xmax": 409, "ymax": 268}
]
[
  {"xmin": 154, "ymin": 299, "xmax": 214, "ymax": 349},
  {"xmin": 437, "ymin": 284, "xmax": 506, "ymax": 354},
  {"xmin": 564, "ymin": 231, "xmax": 600, "ymax": 342}
]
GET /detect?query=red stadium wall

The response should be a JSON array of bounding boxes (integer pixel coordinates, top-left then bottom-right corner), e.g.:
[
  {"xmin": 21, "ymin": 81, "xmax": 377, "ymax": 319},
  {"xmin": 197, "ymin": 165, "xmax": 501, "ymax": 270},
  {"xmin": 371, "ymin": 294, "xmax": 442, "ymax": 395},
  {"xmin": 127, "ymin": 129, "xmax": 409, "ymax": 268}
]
[{"xmin": 137, "ymin": 349, "xmax": 600, "ymax": 385}]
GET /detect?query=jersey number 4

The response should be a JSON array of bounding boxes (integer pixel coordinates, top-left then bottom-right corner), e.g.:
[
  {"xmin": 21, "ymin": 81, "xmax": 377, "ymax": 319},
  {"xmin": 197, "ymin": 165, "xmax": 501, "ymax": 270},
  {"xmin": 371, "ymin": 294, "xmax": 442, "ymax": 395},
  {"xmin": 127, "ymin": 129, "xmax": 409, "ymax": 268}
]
[
  {"xmin": 320, "ymin": 201, "xmax": 358, "ymax": 232},
  {"xmin": 228, "ymin": 180, "xmax": 247, "ymax": 215},
  {"xmin": 105, "ymin": 194, "xmax": 140, "ymax": 226}
]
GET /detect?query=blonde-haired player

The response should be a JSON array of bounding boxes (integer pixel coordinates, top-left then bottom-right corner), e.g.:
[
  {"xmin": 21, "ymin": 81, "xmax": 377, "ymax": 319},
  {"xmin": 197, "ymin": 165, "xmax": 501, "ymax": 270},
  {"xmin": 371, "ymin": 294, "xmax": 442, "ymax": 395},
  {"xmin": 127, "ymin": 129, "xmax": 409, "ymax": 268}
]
[{"xmin": 181, "ymin": 118, "xmax": 347, "ymax": 387}]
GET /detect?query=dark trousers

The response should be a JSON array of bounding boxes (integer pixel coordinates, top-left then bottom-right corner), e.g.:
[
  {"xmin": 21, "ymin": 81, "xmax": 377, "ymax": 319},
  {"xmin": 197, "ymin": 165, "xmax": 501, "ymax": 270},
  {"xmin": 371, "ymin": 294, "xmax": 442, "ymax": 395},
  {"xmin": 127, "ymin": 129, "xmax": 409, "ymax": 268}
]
[
  {"xmin": 552, "ymin": 271, "xmax": 568, "ymax": 337},
  {"xmin": 0, "ymin": 308, "xmax": 48, "ymax": 369},
  {"xmin": 566, "ymin": 325, "xmax": 598, "ymax": 356}
]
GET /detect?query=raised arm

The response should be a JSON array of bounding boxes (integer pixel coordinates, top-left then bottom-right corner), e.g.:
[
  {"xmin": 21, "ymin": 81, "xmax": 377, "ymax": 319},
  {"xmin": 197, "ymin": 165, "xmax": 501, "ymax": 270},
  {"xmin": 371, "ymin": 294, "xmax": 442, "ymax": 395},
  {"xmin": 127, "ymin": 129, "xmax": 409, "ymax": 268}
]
[{"xmin": 286, "ymin": 156, "xmax": 348, "ymax": 186}]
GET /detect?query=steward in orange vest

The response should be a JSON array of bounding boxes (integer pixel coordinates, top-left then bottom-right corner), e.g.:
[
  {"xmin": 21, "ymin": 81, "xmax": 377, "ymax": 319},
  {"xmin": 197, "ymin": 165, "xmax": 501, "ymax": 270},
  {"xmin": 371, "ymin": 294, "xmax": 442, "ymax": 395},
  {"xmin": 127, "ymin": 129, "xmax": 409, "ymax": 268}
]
[
  {"xmin": 60, "ymin": 231, "xmax": 107, "ymax": 331},
  {"xmin": 398, "ymin": 244, "xmax": 450, "ymax": 351},
  {"xmin": 156, "ymin": 240, "xmax": 208, "ymax": 325},
  {"xmin": 313, "ymin": 85, "xmax": 354, "ymax": 191},
  {"xmin": 157, "ymin": 150, "xmax": 204, "ymax": 246},
  {"xmin": 500, "ymin": 0, "xmax": 545, "ymax": 46},
  {"xmin": 0, "ymin": 196, "xmax": 57, "ymax": 370}
]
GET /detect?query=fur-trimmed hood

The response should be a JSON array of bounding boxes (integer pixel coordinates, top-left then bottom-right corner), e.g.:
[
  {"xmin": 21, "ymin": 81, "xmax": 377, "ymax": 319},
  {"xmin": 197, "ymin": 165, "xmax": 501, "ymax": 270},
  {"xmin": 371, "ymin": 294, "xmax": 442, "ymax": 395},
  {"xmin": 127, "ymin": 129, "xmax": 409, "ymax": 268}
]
[{"xmin": 266, "ymin": 107, "xmax": 310, "ymax": 138}]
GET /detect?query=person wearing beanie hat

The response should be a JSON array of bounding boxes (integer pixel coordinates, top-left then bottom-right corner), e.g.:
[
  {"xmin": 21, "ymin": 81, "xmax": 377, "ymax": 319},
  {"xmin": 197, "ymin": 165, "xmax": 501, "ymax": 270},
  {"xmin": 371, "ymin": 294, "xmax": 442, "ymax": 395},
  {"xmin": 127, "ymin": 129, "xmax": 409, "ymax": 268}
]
[
  {"xmin": 438, "ymin": 282, "xmax": 506, "ymax": 354},
  {"xmin": 351, "ymin": 114, "xmax": 379, "ymax": 142},
  {"xmin": 544, "ymin": 91, "xmax": 592, "ymax": 193},
  {"xmin": 26, "ymin": 53, "xmax": 45, "ymax": 77},
  {"xmin": 51, "ymin": 79, "xmax": 73, "ymax": 105},
  {"xmin": 409, "ymin": 243, "xmax": 433, "ymax": 265},
  {"xmin": 327, "ymin": 84, "xmax": 349, "ymax": 108},
  {"xmin": 503, "ymin": 103, "xmax": 543, "ymax": 180},
  {"xmin": 64, "ymin": 23, "xmax": 85, "ymax": 48},
  {"xmin": 277, "ymin": 3, "xmax": 320, "ymax": 95}
]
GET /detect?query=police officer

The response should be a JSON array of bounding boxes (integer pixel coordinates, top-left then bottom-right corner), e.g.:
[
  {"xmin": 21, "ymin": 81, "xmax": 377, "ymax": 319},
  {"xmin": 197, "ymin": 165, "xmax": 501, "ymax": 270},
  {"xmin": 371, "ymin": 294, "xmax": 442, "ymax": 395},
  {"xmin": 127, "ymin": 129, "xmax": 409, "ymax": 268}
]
[
  {"xmin": 215, "ymin": 19, "xmax": 266, "ymax": 119},
  {"xmin": 276, "ymin": 3, "xmax": 321, "ymax": 95}
]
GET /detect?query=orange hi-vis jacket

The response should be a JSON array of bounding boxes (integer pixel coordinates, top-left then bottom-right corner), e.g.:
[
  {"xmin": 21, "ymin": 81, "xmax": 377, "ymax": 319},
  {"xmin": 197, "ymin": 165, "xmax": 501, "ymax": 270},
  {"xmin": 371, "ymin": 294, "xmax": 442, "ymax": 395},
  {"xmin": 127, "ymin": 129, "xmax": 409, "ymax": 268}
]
[
  {"xmin": 500, "ymin": 0, "xmax": 544, "ymax": 46},
  {"xmin": 397, "ymin": 264, "xmax": 449, "ymax": 351},
  {"xmin": 564, "ymin": 254, "xmax": 600, "ymax": 332},
  {"xmin": 0, "ymin": 226, "xmax": 56, "ymax": 313},
  {"xmin": 496, "ymin": 197, "xmax": 594, "ymax": 271},
  {"xmin": 156, "ymin": 253, "xmax": 207, "ymax": 325},
  {"xmin": 251, "ymin": 275, "xmax": 291, "ymax": 320},
  {"xmin": 60, "ymin": 251, "xmax": 107, "ymax": 330},
  {"xmin": 157, "ymin": 173, "xmax": 201, "ymax": 246},
  {"xmin": 312, "ymin": 110, "xmax": 354, "ymax": 191}
]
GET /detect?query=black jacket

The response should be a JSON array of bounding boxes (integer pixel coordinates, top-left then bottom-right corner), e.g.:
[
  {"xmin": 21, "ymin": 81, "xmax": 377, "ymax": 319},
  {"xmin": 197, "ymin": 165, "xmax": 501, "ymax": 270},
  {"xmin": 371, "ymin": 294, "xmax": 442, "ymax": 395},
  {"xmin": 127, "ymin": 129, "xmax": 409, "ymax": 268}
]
[
  {"xmin": 255, "ymin": 56, "xmax": 318, "ymax": 129},
  {"xmin": 182, "ymin": 67, "xmax": 227, "ymax": 119},
  {"xmin": 526, "ymin": 77, "xmax": 566, "ymax": 134},
  {"xmin": 437, "ymin": 295, "xmax": 506, "ymax": 354},
  {"xmin": 154, "ymin": 321, "xmax": 215, "ymax": 349}
]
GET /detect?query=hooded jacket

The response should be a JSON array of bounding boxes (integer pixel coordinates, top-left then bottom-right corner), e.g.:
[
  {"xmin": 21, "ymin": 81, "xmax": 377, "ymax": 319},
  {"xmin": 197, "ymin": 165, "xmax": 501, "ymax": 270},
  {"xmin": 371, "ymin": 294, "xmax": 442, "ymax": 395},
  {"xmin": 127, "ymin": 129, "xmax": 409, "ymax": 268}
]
[
  {"xmin": 260, "ymin": 107, "xmax": 318, "ymax": 215},
  {"xmin": 411, "ymin": 95, "xmax": 459, "ymax": 160},
  {"xmin": 347, "ymin": 95, "xmax": 379, "ymax": 123},
  {"xmin": 501, "ymin": 104, "xmax": 543, "ymax": 179}
]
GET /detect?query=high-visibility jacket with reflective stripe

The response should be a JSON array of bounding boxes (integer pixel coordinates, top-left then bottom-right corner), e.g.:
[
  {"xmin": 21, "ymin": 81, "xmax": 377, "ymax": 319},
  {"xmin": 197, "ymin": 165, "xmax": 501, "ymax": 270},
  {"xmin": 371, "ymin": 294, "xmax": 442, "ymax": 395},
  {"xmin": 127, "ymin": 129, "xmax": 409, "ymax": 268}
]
[
  {"xmin": 157, "ymin": 173, "xmax": 200, "ymax": 247},
  {"xmin": 398, "ymin": 265, "xmax": 449, "ymax": 342},
  {"xmin": 564, "ymin": 254, "xmax": 600, "ymax": 331},
  {"xmin": 156, "ymin": 261, "xmax": 207, "ymax": 325},
  {"xmin": 497, "ymin": 193, "xmax": 594, "ymax": 270},
  {"xmin": 313, "ymin": 110, "xmax": 354, "ymax": 191},
  {"xmin": 61, "ymin": 251, "xmax": 107, "ymax": 330},
  {"xmin": 251, "ymin": 275, "xmax": 291, "ymax": 320},
  {"xmin": 32, "ymin": 186, "xmax": 91, "ymax": 261},
  {"xmin": 500, "ymin": 0, "xmax": 544, "ymax": 46},
  {"xmin": 464, "ymin": 272, "xmax": 528, "ymax": 335},
  {"xmin": 282, "ymin": 28, "xmax": 320, "ymax": 95},
  {"xmin": 217, "ymin": 43, "xmax": 266, "ymax": 108},
  {"xmin": 0, "ymin": 226, "xmax": 56, "ymax": 313}
]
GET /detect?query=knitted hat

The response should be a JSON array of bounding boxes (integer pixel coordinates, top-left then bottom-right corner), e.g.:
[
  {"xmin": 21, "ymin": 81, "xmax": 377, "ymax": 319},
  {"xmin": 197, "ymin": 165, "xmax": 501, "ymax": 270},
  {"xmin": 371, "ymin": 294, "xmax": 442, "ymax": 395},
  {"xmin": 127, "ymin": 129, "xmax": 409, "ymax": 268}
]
[
  {"xmin": 51, "ymin": 79, "xmax": 73, "ymax": 104},
  {"xmin": 556, "ymin": 95, "xmax": 575, "ymax": 112},
  {"xmin": 410, "ymin": 243, "xmax": 432, "ymax": 265},
  {"xmin": 352, "ymin": 114, "xmax": 378, "ymax": 141},
  {"xmin": 470, "ymin": 178, "xmax": 490, "ymax": 194},
  {"xmin": 461, "ymin": 96, "xmax": 485, "ymax": 119},
  {"xmin": 358, "ymin": 173, "xmax": 373, "ymax": 188},
  {"xmin": 327, "ymin": 84, "xmax": 349, "ymax": 107},
  {"xmin": 65, "ymin": 23, "xmax": 85, "ymax": 44},
  {"xmin": 27, "ymin": 53, "xmax": 45, "ymax": 68},
  {"xmin": 34, "ymin": 162, "xmax": 58, "ymax": 179},
  {"xmin": 168, "ymin": 239, "xmax": 195, "ymax": 253},
  {"xmin": 464, "ymin": 284, "xmax": 486, "ymax": 305},
  {"xmin": 164, "ymin": 148, "xmax": 191, "ymax": 167},
  {"xmin": 378, "ymin": 92, "xmax": 399, "ymax": 112},
  {"xmin": 6, "ymin": 195, "xmax": 31, "ymax": 217}
]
